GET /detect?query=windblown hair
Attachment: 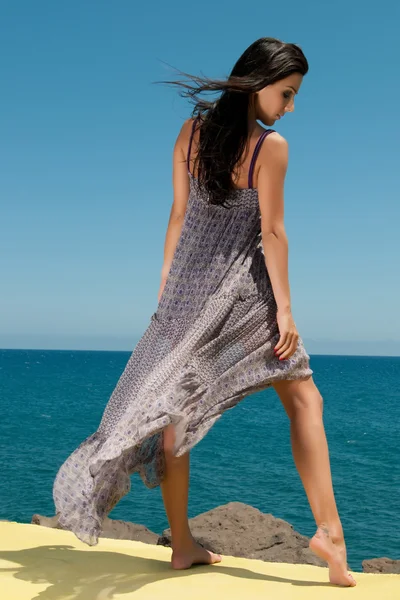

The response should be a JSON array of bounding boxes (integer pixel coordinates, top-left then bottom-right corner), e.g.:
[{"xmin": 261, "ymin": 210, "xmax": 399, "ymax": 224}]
[{"xmin": 156, "ymin": 37, "xmax": 309, "ymax": 206}]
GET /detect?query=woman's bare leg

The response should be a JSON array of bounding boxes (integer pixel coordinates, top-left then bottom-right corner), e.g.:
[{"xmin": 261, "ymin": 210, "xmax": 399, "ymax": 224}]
[
  {"xmin": 273, "ymin": 377, "xmax": 356, "ymax": 587},
  {"xmin": 160, "ymin": 424, "xmax": 222, "ymax": 569}
]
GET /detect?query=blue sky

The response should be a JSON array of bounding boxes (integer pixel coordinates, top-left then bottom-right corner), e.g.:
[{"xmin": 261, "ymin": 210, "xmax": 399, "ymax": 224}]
[{"xmin": 1, "ymin": 1, "xmax": 399, "ymax": 355}]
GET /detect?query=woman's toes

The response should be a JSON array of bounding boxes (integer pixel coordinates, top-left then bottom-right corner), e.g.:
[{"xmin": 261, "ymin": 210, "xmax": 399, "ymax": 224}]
[{"xmin": 348, "ymin": 573, "xmax": 357, "ymax": 586}]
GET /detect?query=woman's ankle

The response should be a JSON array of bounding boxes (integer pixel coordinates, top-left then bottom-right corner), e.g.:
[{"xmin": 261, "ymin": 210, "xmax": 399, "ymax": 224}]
[
  {"xmin": 171, "ymin": 530, "xmax": 195, "ymax": 552},
  {"xmin": 315, "ymin": 521, "xmax": 344, "ymax": 544}
]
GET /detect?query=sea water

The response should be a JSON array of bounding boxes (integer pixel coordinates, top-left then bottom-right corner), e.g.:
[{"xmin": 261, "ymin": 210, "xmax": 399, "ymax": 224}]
[{"xmin": 0, "ymin": 348, "xmax": 399, "ymax": 572}]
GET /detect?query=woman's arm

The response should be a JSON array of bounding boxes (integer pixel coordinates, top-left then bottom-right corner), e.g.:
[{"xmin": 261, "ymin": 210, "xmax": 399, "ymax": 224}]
[
  {"xmin": 160, "ymin": 119, "xmax": 192, "ymax": 283},
  {"xmin": 256, "ymin": 133, "xmax": 292, "ymax": 315},
  {"xmin": 257, "ymin": 133, "xmax": 300, "ymax": 360}
]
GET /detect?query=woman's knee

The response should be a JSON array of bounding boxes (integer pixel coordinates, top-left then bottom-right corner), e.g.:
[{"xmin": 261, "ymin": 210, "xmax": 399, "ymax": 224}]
[{"xmin": 273, "ymin": 376, "xmax": 323, "ymax": 420}]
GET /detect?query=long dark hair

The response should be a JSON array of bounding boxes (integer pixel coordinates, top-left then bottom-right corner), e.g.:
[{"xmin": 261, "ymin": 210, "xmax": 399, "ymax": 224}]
[{"xmin": 156, "ymin": 37, "xmax": 309, "ymax": 207}]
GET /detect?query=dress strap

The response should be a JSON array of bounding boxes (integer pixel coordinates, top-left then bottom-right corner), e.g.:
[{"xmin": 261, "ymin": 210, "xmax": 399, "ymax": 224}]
[
  {"xmin": 187, "ymin": 116, "xmax": 200, "ymax": 174},
  {"xmin": 248, "ymin": 129, "xmax": 276, "ymax": 188}
]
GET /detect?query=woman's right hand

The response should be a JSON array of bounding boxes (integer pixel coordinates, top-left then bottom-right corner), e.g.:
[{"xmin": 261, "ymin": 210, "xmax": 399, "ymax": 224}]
[{"xmin": 274, "ymin": 308, "xmax": 299, "ymax": 360}]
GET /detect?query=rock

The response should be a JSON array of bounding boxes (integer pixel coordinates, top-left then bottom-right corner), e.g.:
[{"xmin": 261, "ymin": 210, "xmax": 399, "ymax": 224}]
[
  {"xmin": 100, "ymin": 517, "xmax": 159, "ymax": 544},
  {"xmin": 31, "ymin": 514, "xmax": 60, "ymax": 528},
  {"xmin": 31, "ymin": 513, "xmax": 158, "ymax": 545},
  {"xmin": 362, "ymin": 558, "xmax": 400, "ymax": 574},
  {"xmin": 157, "ymin": 501, "xmax": 325, "ymax": 567}
]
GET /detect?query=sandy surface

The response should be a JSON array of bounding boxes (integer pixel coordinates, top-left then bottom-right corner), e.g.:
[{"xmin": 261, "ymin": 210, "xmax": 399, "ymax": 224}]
[{"xmin": 0, "ymin": 521, "xmax": 399, "ymax": 599}]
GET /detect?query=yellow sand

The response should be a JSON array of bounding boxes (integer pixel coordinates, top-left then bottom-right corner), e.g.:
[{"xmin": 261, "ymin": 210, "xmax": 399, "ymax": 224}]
[{"xmin": 0, "ymin": 521, "xmax": 398, "ymax": 599}]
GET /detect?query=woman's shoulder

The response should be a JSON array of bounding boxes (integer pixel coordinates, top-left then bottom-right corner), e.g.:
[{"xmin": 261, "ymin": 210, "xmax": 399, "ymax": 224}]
[
  {"xmin": 174, "ymin": 117, "xmax": 202, "ymax": 158},
  {"xmin": 263, "ymin": 128, "xmax": 287, "ymax": 146},
  {"xmin": 257, "ymin": 130, "xmax": 288, "ymax": 164},
  {"xmin": 175, "ymin": 117, "xmax": 197, "ymax": 144}
]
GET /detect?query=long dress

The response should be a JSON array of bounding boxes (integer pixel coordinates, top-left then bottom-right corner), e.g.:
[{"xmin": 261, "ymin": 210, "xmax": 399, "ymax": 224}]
[{"xmin": 52, "ymin": 119, "xmax": 313, "ymax": 546}]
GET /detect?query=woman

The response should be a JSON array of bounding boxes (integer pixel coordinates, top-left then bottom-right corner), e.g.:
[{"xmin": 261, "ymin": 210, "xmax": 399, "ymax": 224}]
[{"xmin": 52, "ymin": 37, "xmax": 356, "ymax": 587}]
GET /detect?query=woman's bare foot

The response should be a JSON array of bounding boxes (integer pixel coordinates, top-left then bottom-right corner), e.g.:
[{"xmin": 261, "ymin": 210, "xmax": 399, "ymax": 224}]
[
  {"xmin": 171, "ymin": 538, "xmax": 222, "ymax": 570},
  {"xmin": 309, "ymin": 525, "xmax": 356, "ymax": 587}
]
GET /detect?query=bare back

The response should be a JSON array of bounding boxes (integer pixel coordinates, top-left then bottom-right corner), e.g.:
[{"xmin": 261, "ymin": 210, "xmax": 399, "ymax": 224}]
[{"xmin": 184, "ymin": 117, "xmax": 278, "ymax": 190}]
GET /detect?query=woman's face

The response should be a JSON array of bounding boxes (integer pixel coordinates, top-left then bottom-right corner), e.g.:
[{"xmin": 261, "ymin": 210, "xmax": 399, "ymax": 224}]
[{"xmin": 253, "ymin": 73, "xmax": 303, "ymax": 127}]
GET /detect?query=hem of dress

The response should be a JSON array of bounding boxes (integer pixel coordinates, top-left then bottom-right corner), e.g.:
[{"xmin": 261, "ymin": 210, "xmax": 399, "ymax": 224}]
[
  {"xmin": 53, "ymin": 359, "xmax": 313, "ymax": 547},
  {"xmin": 172, "ymin": 365, "xmax": 314, "ymax": 459}
]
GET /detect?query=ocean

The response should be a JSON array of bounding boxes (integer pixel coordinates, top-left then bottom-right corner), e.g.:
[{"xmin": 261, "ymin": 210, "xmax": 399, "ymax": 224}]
[{"xmin": 0, "ymin": 348, "xmax": 399, "ymax": 572}]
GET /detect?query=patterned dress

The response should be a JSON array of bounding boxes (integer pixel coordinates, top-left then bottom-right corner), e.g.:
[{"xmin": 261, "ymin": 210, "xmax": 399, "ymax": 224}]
[{"xmin": 52, "ymin": 118, "xmax": 313, "ymax": 546}]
